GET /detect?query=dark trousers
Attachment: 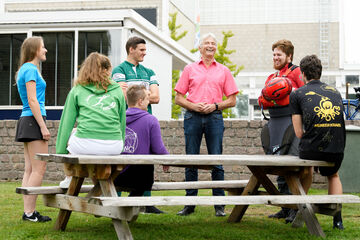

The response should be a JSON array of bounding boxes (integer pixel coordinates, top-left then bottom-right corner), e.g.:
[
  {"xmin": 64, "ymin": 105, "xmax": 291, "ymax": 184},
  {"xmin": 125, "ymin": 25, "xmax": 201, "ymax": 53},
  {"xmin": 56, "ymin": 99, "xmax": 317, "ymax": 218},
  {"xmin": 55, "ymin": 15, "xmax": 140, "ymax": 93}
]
[
  {"xmin": 114, "ymin": 164, "xmax": 154, "ymax": 195},
  {"xmin": 183, "ymin": 110, "xmax": 225, "ymax": 209}
]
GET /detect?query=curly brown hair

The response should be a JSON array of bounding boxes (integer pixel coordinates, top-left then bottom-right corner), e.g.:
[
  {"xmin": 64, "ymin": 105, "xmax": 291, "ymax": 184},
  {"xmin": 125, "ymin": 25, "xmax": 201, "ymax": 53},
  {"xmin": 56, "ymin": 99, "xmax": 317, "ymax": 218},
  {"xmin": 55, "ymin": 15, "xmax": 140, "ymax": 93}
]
[
  {"xmin": 75, "ymin": 52, "xmax": 112, "ymax": 91},
  {"xmin": 272, "ymin": 39, "xmax": 294, "ymax": 61}
]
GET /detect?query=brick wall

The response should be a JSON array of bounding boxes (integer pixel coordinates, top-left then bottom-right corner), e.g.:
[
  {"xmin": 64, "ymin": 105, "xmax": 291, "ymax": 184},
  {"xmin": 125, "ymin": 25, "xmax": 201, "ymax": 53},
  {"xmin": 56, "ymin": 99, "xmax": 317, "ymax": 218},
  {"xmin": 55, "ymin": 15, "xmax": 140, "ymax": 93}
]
[{"xmin": 2, "ymin": 119, "xmax": 359, "ymax": 188}]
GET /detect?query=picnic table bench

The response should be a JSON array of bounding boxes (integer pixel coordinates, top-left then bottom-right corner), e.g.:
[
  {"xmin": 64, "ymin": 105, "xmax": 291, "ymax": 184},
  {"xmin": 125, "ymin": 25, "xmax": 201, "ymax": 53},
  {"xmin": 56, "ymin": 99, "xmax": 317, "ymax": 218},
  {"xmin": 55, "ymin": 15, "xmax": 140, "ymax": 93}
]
[
  {"xmin": 16, "ymin": 179, "xmax": 249, "ymax": 195},
  {"xmin": 17, "ymin": 154, "xmax": 360, "ymax": 239}
]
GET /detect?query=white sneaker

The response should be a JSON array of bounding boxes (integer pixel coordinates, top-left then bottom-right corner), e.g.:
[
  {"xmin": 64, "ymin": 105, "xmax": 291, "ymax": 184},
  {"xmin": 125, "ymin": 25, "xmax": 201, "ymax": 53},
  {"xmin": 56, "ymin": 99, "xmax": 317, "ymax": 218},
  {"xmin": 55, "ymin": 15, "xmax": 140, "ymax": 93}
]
[{"xmin": 59, "ymin": 176, "xmax": 72, "ymax": 188}]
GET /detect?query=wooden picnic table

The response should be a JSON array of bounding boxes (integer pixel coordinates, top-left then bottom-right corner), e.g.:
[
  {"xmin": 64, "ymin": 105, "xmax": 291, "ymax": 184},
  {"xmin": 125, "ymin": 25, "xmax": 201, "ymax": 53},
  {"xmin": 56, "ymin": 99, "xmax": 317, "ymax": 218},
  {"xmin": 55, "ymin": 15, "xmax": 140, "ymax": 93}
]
[{"xmin": 35, "ymin": 154, "xmax": 357, "ymax": 239}]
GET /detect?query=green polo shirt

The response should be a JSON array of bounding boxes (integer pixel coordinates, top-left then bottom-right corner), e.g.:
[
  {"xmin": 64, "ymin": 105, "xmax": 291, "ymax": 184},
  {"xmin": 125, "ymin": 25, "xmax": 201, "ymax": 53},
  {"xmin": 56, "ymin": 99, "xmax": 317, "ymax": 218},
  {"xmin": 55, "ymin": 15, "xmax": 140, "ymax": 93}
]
[{"xmin": 112, "ymin": 61, "xmax": 158, "ymax": 114}]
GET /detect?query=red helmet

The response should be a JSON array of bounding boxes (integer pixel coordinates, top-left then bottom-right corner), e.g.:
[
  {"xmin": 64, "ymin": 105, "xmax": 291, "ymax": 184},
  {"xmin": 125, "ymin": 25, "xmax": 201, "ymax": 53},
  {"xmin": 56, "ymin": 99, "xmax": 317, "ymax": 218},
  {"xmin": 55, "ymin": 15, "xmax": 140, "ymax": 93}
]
[{"xmin": 262, "ymin": 77, "xmax": 292, "ymax": 100}]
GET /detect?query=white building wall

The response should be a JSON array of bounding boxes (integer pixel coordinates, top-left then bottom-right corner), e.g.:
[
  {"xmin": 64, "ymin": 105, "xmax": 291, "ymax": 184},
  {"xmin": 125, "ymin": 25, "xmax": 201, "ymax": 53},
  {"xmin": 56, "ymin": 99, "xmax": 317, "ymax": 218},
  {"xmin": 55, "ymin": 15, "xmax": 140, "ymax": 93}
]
[
  {"xmin": 199, "ymin": 0, "xmax": 339, "ymax": 25},
  {"xmin": 131, "ymin": 30, "xmax": 173, "ymax": 120},
  {"xmin": 168, "ymin": 2, "xmax": 196, "ymax": 51}
]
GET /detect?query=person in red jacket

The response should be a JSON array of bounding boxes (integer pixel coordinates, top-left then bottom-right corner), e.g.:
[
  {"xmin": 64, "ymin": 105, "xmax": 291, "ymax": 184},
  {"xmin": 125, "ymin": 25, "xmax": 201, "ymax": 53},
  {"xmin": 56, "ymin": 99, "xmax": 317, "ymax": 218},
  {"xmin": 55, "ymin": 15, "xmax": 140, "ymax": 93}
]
[
  {"xmin": 258, "ymin": 39, "xmax": 304, "ymax": 223},
  {"xmin": 258, "ymin": 40, "xmax": 304, "ymax": 109}
]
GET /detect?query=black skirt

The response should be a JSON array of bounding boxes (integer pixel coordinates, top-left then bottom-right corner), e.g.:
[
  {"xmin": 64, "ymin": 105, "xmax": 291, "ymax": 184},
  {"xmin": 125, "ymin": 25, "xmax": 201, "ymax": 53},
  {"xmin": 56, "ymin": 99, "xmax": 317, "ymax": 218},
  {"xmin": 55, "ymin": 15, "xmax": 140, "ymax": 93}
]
[{"xmin": 15, "ymin": 116, "xmax": 46, "ymax": 142}]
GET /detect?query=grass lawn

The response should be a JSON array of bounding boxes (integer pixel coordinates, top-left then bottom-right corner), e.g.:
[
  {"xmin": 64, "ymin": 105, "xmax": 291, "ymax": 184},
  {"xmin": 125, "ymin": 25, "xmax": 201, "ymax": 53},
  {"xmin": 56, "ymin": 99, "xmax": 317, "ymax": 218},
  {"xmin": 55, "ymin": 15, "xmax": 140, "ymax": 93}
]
[{"xmin": 1, "ymin": 181, "xmax": 359, "ymax": 240}]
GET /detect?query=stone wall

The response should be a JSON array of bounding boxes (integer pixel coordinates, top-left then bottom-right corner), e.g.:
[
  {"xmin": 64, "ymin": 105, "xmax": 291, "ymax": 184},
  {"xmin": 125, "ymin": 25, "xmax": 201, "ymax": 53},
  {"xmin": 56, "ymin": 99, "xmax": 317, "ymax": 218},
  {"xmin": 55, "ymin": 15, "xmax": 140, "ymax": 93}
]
[{"xmin": 2, "ymin": 119, "xmax": 359, "ymax": 188}]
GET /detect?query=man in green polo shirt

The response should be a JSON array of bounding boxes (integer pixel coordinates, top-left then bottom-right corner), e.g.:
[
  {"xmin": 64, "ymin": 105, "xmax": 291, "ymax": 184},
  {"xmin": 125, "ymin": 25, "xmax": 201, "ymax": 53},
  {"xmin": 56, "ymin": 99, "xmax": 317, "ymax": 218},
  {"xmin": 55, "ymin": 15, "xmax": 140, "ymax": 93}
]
[
  {"xmin": 112, "ymin": 36, "xmax": 163, "ymax": 214},
  {"xmin": 112, "ymin": 36, "xmax": 159, "ymax": 113}
]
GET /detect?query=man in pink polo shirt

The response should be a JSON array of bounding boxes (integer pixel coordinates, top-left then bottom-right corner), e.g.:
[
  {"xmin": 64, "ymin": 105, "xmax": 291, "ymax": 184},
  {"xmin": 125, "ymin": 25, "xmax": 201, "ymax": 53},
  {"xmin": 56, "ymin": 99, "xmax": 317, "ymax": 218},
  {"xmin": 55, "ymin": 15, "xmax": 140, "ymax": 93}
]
[{"xmin": 174, "ymin": 33, "xmax": 239, "ymax": 217}]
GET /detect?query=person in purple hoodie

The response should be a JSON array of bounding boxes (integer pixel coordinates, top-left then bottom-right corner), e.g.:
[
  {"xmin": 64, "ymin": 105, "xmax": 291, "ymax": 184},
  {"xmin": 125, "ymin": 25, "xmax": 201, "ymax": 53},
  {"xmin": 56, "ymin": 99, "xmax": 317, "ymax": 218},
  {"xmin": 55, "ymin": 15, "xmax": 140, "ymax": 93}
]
[{"xmin": 114, "ymin": 84, "xmax": 169, "ymax": 197}]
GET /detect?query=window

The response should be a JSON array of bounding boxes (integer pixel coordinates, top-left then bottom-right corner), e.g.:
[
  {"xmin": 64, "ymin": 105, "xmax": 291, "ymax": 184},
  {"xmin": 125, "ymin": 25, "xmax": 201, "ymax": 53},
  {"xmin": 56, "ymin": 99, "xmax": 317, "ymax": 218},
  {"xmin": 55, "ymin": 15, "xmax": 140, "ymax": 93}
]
[
  {"xmin": 1, "ymin": 30, "xmax": 122, "ymax": 107},
  {"xmin": 346, "ymin": 75, "xmax": 359, "ymax": 85},
  {"xmin": 78, "ymin": 32, "xmax": 110, "ymax": 67},
  {"xmin": 78, "ymin": 30, "xmax": 122, "ymax": 68},
  {"xmin": 134, "ymin": 8, "xmax": 157, "ymax": 26},
  {"xmin": 0, "ymin": 34, "xmax": 27, "ymax": 105},
  {"xmin": 34, "ymin": 32, "xmax": 74, "ymax": 106},
  {"xmin": 235, "ymin": 94, "xmax": 249, "ymax": 118}
]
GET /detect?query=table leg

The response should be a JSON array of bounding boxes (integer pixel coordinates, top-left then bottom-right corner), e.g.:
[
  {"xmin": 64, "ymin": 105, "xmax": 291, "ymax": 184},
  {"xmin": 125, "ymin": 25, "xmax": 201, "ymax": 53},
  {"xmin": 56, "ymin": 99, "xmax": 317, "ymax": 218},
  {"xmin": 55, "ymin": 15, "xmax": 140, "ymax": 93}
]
[
  {"xmin": 54, "ymin": 176, "xmax": 84, "ymax": 231},
  {"xmin": 86, "ymin": 180, "xmax": 102, "ymax": 198},
  {"xmin": 99, "ymin": 178, "xmax": 134, "ymax": 240},
  {"xmin": 248, "ymin": 166, "xmax": 280, "ymax": 195},
  {"xmin": 285, "ymin": 174, "xmax": 325, "ymax": 237},
  {"xmin": 228, "ymin": 175, "xmax": 260, "ymax": 223}
]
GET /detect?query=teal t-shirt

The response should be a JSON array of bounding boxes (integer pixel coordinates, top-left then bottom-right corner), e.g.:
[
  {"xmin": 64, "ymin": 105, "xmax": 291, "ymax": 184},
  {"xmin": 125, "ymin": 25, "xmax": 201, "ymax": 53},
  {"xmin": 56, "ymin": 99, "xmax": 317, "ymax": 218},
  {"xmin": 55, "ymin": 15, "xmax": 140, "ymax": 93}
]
[
  {"xmin": 112, "ymin": 61, "xmax": 158, "ymax": 114},
  {"xmin": 17, "ymin": 62, "xmax": 47, "ymax": 117}
]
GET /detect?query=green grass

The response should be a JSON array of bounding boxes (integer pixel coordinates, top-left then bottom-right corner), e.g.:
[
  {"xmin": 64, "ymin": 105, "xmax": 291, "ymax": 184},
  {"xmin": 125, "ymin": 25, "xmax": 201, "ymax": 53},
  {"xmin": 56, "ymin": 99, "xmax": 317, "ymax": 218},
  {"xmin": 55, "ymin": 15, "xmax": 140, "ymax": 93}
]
[{"xmin": 1, "ymin": 181, "xmax": 360, "ymax": 240}]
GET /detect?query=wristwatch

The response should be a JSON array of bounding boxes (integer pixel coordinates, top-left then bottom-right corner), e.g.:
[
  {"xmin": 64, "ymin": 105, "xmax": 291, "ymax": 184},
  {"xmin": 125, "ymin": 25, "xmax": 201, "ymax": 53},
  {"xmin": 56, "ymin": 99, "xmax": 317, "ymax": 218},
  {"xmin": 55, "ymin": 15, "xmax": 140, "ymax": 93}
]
[{"xmin": 214, "ymin": 102, "xmax": 218, "ymax": 111}]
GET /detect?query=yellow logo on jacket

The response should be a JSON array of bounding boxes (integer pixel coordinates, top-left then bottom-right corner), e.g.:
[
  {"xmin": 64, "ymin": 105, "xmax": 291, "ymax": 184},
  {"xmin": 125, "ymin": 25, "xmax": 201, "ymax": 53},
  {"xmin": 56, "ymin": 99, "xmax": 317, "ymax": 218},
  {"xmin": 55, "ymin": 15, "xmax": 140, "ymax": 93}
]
[{"xmin": 305, "ymin": 91, "xmax": 340, "ymax": 121}]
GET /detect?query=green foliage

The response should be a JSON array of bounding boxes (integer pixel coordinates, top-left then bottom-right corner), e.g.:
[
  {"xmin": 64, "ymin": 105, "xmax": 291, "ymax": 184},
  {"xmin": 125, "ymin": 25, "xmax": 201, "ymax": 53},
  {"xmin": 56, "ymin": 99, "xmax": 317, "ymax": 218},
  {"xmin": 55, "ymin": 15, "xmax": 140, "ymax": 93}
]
[
  {"xmin": 168, "ymin": 12, "xmax": 188, "ymax": 42},
  {"xmin": 171, "ymin": 70, "xmax": 182, "ymax": 119},
  {"xmin": 214, "ymin": 31, "xmax": 244, "ymax": 78},
  {"xmin": 214, "ymin": 31, "xmax": 244, "ymax": 118},
  {"xmin": 169, "ymin": 12, "xmax": 188, "ymax": 119}
]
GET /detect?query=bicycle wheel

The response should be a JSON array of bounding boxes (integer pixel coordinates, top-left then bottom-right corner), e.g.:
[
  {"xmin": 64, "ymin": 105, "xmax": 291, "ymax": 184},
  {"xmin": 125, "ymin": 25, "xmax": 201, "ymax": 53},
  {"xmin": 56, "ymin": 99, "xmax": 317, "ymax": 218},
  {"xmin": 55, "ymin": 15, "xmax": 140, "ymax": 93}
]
[{"xmin": 343, "ymin": 103, "xmax": 360, "ymax": 120}]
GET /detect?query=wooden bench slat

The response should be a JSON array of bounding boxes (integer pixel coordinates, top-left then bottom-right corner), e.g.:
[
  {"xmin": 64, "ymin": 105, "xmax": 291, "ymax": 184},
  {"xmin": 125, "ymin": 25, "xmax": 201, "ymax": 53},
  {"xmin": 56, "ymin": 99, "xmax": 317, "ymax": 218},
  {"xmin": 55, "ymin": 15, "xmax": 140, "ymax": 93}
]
[
  {"xmin": 43, "ymin": 194, "xmax": 139, "ymax": 221},
  {"xmin": 97, "ymin": 195, "xmax": 360, "ymax": 207},
  {"xmin": 16, "ymin": 185, "xmax": 94, "ymax": 195},
  {"xmin": 36, "ymin": 153, "xmax": 334, "ymax": 167},
  {"xmin": 152, "ymin": 180, "xmax": 248, "ymax": 190},
  {"xmin": 16, "ymin": 180, "xmax": 249, "ymax": 195}
]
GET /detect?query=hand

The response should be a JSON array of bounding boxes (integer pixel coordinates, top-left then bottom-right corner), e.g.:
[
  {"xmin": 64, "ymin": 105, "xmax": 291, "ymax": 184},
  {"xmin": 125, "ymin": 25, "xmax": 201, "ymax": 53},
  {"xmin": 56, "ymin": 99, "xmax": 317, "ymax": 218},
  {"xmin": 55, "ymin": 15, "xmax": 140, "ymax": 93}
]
[
  {"xmin": 40, "ymin": 126, "xmax": 50, "ymax": 141},
  {"xmin": 202, "ymin": 103, "xmax": 216, "ymax": 114},
  {"xmin": 163, "ymin": 165, "xmax": 170, "ymax": 172},
  {"xmin": 191, "ymin": 102, "xmax": 206, "ymax": 112}
]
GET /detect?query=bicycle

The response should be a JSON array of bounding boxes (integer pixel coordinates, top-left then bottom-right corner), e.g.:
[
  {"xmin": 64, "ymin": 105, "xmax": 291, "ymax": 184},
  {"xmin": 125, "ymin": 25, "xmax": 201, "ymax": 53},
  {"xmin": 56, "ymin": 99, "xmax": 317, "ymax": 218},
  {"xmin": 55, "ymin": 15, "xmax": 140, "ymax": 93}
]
[{"xmin": 343, "ymin": 87, "xmax": 360, "ymax": 120}]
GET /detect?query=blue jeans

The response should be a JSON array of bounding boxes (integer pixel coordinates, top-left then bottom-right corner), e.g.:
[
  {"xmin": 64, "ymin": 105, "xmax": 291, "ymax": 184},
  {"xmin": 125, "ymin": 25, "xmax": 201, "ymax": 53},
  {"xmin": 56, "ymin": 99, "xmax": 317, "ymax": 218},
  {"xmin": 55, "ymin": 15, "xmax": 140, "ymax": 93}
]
[{"xmin": 183, "ymin": 110, "xmax": 225, "ymax": 207}]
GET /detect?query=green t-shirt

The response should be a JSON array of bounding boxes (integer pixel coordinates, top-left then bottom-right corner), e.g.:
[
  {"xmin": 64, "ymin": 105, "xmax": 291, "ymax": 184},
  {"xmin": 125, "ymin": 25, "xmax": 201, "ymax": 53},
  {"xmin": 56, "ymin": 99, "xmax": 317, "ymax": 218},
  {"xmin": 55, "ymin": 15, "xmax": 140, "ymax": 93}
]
[{"xmin": 112, "ymin": 61, "xmax": 158, "ymax": 114}]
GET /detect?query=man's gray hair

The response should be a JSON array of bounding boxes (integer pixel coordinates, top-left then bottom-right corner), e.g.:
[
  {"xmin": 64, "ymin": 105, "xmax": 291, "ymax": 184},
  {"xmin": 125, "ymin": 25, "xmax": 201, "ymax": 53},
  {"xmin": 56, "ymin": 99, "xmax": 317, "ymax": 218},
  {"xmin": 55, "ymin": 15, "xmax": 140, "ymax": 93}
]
[{"xmin": 199, "ymin": 33, "xmax": 217, "ymax": 47}]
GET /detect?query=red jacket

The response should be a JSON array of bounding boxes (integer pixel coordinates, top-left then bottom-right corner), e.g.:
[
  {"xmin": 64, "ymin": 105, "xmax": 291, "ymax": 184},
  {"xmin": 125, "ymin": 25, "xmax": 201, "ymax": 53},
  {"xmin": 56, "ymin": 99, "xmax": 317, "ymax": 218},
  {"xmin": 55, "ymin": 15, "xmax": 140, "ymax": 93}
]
[{"xmin": 258, "ymin": 63, "xmax": 304, "ymax": 109}]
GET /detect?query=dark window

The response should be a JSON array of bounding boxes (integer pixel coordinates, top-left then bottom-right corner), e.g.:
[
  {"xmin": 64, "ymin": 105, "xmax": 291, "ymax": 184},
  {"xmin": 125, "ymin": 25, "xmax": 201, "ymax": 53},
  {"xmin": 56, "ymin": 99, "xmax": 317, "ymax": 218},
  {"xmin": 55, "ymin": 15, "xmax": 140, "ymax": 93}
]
[
  {"xmin": 134, "ymin": 8, "xmax": 157, "ymax": 26},
  {"xmin": 78, "ymin": 32, "xmax": 110, "ymax": 67},
  {"xmin": 346, "ymin": 75, "xmax": 359, "ymax": 85},
  {"xmin": 2, "ymin": 30, "xmax": 120, "ymax": 108},
  {"xmin": 0, "ymin": 34, "xmax": 27, "ymax": 105},
  {"xmin": 34, "ymin": 32, "xmax": 74, "ymax": 106},
  {"xmin": 236, "ymin": 94, "xmax": 249, "ymax": 117},
  {"xmin": 57, "ymin": 33, "xmax": 74, "ymax": 105}
]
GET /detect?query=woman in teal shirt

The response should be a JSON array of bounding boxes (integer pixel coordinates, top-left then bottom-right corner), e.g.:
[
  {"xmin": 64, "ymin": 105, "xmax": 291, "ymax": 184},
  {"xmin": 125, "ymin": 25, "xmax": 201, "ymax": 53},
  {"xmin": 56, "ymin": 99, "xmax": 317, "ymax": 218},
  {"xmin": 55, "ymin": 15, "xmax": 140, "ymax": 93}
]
[{"xmin": 15, "ymin": 36, "xmax": 51, "ymax": 222}]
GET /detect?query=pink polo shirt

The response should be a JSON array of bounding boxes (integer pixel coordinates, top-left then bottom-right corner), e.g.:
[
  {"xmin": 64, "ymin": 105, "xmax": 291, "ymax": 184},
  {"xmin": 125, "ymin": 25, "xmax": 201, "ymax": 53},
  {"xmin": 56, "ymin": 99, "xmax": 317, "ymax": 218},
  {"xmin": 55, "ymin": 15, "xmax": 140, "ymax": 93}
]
[{"xmin": 175, "ymin": 59, "xmax": 239, "ymax": 104}]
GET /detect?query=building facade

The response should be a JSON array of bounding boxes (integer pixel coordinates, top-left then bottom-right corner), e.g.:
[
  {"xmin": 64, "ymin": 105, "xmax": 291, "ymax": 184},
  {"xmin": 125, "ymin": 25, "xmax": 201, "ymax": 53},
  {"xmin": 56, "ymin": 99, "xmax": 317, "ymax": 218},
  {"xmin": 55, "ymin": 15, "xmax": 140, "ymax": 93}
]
[
  {"xmin": 198, "ymin": 0, "xmax": 360, "ymax": 119},
  {"xmin": 0, "ymin": 1, "xmax": 196, "ymax": 120},
  {"xmin": 0, "ymin": 0, "xmax": 359, "ymax": 120}
]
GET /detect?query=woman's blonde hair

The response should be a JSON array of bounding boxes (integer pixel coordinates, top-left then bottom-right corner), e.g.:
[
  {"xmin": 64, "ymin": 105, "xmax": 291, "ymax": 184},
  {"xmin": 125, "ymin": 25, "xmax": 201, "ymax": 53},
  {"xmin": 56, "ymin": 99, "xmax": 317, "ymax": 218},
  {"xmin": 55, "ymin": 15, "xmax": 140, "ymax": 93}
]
[
  {"xmin": 15, "ymin": 36, "xmax": 43, "ymax": 79},
  {"xmin": 75, "ymin": 52, "xmax": 112, "ymax": 91}
]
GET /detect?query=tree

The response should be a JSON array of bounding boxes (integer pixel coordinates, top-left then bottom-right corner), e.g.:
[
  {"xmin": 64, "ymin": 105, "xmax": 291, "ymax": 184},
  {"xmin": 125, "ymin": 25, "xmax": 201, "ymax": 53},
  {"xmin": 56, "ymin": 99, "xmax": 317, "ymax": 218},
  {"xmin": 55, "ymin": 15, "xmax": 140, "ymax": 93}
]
[
  {"xmin": 169, "ymin": 12, "xmax": 188, "ymax": 119},
  {"xmin": 215, "ymin": 31, "xmax": 244, "ymax": 118},
  {"xmin": 215, "ymin": 31, "xmax": 243, "ymax": 78},
  {"xmin": 168, "ymin": 12, "xmax": 188, "ymax": 41}
]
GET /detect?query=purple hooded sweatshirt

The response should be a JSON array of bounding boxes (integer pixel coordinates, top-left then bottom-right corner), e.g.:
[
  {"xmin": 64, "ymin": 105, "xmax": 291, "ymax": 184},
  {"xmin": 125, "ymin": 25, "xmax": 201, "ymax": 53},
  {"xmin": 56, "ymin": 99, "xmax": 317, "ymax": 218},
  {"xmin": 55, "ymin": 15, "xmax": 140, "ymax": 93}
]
[{"xmin": 122, "ymin": 107, "xmax": 168, "ymax": 155}]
